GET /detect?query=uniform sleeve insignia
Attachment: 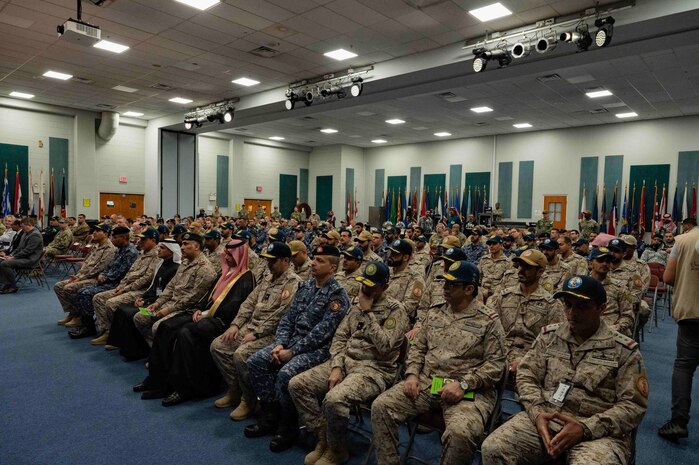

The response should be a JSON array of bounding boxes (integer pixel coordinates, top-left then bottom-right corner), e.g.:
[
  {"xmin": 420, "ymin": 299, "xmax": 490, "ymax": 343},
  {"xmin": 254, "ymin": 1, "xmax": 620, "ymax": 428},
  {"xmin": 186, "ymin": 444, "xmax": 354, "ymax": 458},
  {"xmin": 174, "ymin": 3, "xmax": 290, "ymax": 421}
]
[
  {"xmin": 614, "ymin": 331, "xmax": 638, "ymax": 350},
  {"xmin": 633, "ymin": 276, "xmax": 643, "ymax": 288},
  {"xmin": 281, "ymin": 289, "xmax": 291, "ymax": 300},
  {"xmin": 330, "ymin": 300, "xmax": 342, "ymax": 312},
  {"xmin": 542, "ymin": 323, "xmax": 560, "ymax": 334},
  {"xmin": 636, "ymin": 375, "xmax": 649, "ymax": 398},
  {"xmin": 543, "ymin": 282, "xmax": 553, "ymax": 292},
  {"xmin": 383, "ymin": 317, "xmax": 396, "ymax": 329},
  {"xmin": 412, "ymin": 286, "xmax": 423, "ymax": 298}
]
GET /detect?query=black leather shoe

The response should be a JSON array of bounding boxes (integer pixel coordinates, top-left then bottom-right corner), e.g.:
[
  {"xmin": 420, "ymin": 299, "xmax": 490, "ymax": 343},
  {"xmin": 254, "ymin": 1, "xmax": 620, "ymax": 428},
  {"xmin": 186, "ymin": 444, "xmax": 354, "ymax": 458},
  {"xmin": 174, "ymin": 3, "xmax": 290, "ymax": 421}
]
[
  {"xmin": 132, "ymin": 382, "xmax": 150, "ymax": 393},
  {"xmin": 69, "ymin": 327, "xmax": 97, "ymax": 339},
  {"xmin": 162, "ymin": 391, "xmax": 189, "ymax": 407},
  {"xmin": 269, "ymin": 431, "xmax": 297, "ymax": 453},
  {"xmin": 141, "ymin": 390, "xmax": 168, "ymax": 400},
  {"xmin": 244, "ymin": 423, "xmax": 275, "ymax": 438}
]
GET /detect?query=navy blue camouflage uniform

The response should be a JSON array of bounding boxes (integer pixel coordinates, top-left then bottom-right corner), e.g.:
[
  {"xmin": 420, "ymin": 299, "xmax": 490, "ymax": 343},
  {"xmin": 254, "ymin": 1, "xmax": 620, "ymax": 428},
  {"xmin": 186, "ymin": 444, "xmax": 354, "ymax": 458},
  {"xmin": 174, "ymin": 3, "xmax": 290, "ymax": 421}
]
[
  {"xmin": 77, "ymin": 244, "xmax": 139, "ymax": 323},
  {"xmin": 462, "ymin": 242, "xmax": 487, "ymax": 265},
  {"xmin": 247, "ymin": 277, "xmax": 349, "ymax": 413}
]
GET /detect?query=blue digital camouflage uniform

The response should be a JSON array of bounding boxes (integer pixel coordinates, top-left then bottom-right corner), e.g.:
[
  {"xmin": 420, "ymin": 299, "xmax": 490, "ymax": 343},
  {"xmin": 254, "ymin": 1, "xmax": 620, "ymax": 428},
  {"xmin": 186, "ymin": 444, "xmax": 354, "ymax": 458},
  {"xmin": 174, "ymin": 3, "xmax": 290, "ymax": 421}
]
[
  {"xmin": 462, "ymin": 242, "xmax": 487, "ymax": 265},
  {"xmin": 247, "ymin": 277, "xmax": 349, "ymax": 413},
  {"xmin": 76, "ymin": 243, "xmax": 139, "ymax": 320}
]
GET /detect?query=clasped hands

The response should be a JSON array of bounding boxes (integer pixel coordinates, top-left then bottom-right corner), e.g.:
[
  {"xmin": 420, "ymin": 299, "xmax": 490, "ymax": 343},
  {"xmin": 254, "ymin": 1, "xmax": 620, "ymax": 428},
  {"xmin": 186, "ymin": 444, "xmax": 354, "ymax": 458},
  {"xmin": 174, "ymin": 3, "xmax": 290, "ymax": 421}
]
[{"xmin": 535, "ymin": 412, "xmax": 585, "ymax": 458}]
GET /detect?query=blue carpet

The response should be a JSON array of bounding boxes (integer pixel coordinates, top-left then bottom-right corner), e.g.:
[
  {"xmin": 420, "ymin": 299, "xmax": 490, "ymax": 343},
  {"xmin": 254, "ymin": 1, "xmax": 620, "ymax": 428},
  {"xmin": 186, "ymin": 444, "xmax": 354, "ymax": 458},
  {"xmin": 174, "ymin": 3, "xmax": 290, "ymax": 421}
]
[{"xmin": 0, "ymin": 277, "xmax": 696, "ymax": 465}]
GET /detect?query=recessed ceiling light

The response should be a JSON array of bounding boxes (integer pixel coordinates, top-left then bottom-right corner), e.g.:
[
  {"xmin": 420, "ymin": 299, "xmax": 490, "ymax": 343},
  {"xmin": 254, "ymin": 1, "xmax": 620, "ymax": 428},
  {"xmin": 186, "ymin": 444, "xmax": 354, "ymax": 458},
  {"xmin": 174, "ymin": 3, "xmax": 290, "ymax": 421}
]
[
  {"xmin": 385, "ymin": 119, "xmax": 405, "ymax": 125},
  {"xmin": 9, "ymin": 91, "xmax": 34, "ymax": 99},
  {"xmin": 469, "ymin": 3, "xmax": 513, "ymax": 22},
  {"xmin": 513, "ymin": 123, "xmax": 532, "ymax": 128},
  {"xmin": 471, "ymin": 106, "xmax": 493, "ymax": 113},
  {"xmin": 269, "ymin": 136, "xmax": 285, "ymax": 141},
  {"xmin": 169, "ymin": 97, "xmax": 193, "ymax": 104},
  {"xmin": 320, "ymin": 128, "xmax": 338, "ymax": 134},
  {"xmin": 43, "ymin": 70, "xmax": 72, "ymax": 80},
  {"xmin": 586, "ymin": 89, "xmax": 613, "ymax": 98},
  {"xmin": 371, "ymin": 139, "xmax": 388, "ymax": 144},
  {"xmin": 324, "ymin": 49, "xmax": 357, "ymax": 61},
  {"xmin": 232, "ymin": 77, "xmax": 260, "ymax": 87},
  {"xmin": 122, "ymin": 111, "xmax": 144, "ymax": 117},
  {"xmin": 94, "ymin": 40, "xmax": 129, "ymax": 54},
  {"xmin": 174, "ymin": 0, "xmax": 220, "ymax": 11},
  {"xmin": 434, "ymin": 132, "xmax": 452, "ymax": 137},
  {"xmin": 113, "ymin": 85, "xmax": 138, "ymax": 93},
  {"xmin": 616, "ymin": 112, "xmax": 638, "ymax": 118}
]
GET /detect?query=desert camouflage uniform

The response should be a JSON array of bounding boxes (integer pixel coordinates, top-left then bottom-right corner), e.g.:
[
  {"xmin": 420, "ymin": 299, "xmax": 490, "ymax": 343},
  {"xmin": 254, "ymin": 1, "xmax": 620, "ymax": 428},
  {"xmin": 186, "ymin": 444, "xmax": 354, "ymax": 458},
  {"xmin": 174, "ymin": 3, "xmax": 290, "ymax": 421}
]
[
  {"xmin": 561, "ymin": 252, "xmax": 589, "ymax": 276},
  {"xmin": 610, "ymin": 258, "xmax": 651, "ymax": 324},
  {"xmin": 410, "ymin": 247, "xmax": 431, "ymax": 277},
  {"xmin": 385, "ymin": 266, "xmax": 425, "ymax": 322},
  {"xmin": 579, "ymin": 218, "xmax": 600, "ymax": 239},
  {"xmin": 334, "ymin": 268, "xmax": 362, "ymax": 300},
  {"xmin": 203, "ymin": 243, "xmax": 224, "ymax": 275},
  {"xmin": 210, "ymin": 267, "xmax": 300, "ymax": 404},
  {"xmin": 289, "ymin": 295, "xmax": 408, "ymax": 448},
  {"xmin": 70, "ymin": 222, "xmax": 90, "ymax": 243},
  {"xmin": 293, "ymin": 257, "xmax": 312, "ymax": 280},
  {"xmin": 542, "ymin": 259, "xmax": 573, "ymax": 294},
  {"xmin": 599, "ymin": 275, "xmax": 635, "ymax": 336},
  {"xmin": 371, "ymin": 300, "xmax": 506, "ymax": 465},
  {"xmin": 481, "ymin": 321, "xmax": 648, "ymax": 465},
  {"xmin": 478, "ymin": 253, "xmax": 511, "ymax": 300}
]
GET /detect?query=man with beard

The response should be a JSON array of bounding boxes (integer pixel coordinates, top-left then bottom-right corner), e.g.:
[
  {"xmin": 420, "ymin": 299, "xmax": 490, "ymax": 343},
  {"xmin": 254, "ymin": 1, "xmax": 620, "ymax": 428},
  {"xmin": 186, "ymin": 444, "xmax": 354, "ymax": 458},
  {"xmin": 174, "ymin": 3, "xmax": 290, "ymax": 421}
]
[
  {"xmin": 478, "ymin": 235, "xmax": 511, "ymax": 303},
  {"xmin": 338, "ymin": 229, "xmax": 353, "ymax": 251},
  {"xmin": 334, "ymin": 246, "xmax": 363, "ymax": 300},
  {"xmin": 290, "ymin": 240, "xmax": 312, "ymax": 280},
  {"xmin": 608, "ymin": 237, "xmax": 651, "ymax": 337},
  {"xmin": 558, "ymin": 236, "xmax": 588, "ymax": 275},
  {"xmin": 410, "ymin": 235, "xmax": 431, "ymax": 277},
  {"xmin": 463, "ymin": 229, "xmax": 487, "ymax": 265},
  {"xmin": 385, "ymin": 239, "xmax": 425, "ymax": 323},
  {"xmin": 641, "ymin": 233, "xmax": 669, "ymax": 266},
  {"xmin": 588, "ymin": 248, "xmax": 635, "ymax": 336},
  {"xmin": 573, "ymin": 238, "xmax": 590, "ymax": 258},
  {"xmin": 538, "ymin": 239, "xmax": 573, "ymax": 293},
  {"xmin": 355, "ymin": 230, "xmax": 382, "ymax": 263}
]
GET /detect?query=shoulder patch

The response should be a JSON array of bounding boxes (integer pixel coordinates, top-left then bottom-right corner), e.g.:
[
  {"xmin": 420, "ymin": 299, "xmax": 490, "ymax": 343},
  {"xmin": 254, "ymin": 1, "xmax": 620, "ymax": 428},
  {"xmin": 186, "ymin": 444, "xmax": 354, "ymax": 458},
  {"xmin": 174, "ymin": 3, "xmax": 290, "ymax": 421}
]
[
  {"xmin": 614, "ymin": 331, "xmax": 639, "ymax": 350},
  {"xmin": 543, "ymin": 282, "xmax": 553, "ymax": 292},
  {"xmin": 479, "ymin": 306, "xmax": 499, "ymax": 320},
  {"xmin": 633, "ymin": 275, "xmax": 643, "ymax": 288},
  {"xmin": 412, "ymin": 285, "xmax": 423, "ymax": 298},
  {"xmin": 329, "ymin": 300, "xmax": 343, "ymax": 312},
  {"xmin": 542, "ymin": 323, "xmax": 561, "ymax": 334},
  {"xmin": 383, "ymin": 317, "xmax": 396, "ymax": 329}
]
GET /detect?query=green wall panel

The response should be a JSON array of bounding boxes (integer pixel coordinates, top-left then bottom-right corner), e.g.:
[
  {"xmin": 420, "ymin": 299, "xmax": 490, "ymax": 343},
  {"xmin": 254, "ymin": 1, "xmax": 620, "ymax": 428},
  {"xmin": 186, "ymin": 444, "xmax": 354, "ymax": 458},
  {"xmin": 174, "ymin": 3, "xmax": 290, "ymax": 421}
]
[
  {"xmin": 49, "ymin": 137, "xmax": 69, "ymax": 204},
  {"xmin": 423, "ymin": 173, "xmax": 446, "ymax": 210},
  {"xmin": 0, "ymin": 143, "xmax": 29, "ymax": 214},
  {"xmin": 604, "ymin": 155, "xmax": 623, "ymax": 206},
  {"xmin": 279, "ymin": 174, "xmax": 298, "ymax": 218},
  {"xmin": 629, "ymin": 164, "xmax": 670, "ymax": 230},
  {"xmin": 387, "ymin": 175, "xmax": 407, "ymax": 196},
  {"xmin": 299, "ymin": 168, "xmax": 309, "ymax": 203},
  {"xmin": 464, "ymin": 172, "xmax": 491, "ymax": 213},
  {"xmin": 216, "ymin": 155, "xmax": 229, "ymax": 208},
  {"xmin": 579, "ymin": 156, "xmax": 598, "ymax": 212},
  {"xmin": 498, "ymin": 162, "xmax": 512, "ymax": 218},
  {"xmin": 316, "ymin": 175, "xmax": 333, "ymax": 217},
  {"xmin": 517, "ymin": 161, "xmax": 534, "ymax": 218}
]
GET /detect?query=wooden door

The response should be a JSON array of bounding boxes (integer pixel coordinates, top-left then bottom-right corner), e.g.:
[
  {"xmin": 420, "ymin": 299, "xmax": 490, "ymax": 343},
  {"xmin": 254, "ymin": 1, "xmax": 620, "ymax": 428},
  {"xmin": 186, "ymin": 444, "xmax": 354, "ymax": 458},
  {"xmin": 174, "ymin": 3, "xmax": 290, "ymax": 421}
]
[
  {"xmin": 243, "ymin": 198, "xmax": 273, "ymax": 218},
  {"xmin": 100, "ymin": 193, "xmax": 145, "ymax": 219},
  {"xmin": 543, "ymin": 195, "xmax": 567, "ymax": 230}
]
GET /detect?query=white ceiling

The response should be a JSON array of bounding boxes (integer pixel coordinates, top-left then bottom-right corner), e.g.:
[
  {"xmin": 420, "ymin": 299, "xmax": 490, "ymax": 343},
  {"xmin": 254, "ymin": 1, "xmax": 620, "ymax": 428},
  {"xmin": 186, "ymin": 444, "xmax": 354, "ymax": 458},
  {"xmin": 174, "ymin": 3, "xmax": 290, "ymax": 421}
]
[{"xmin": 1, "ymin": 0, "xmax": 698, "ymax": 147}]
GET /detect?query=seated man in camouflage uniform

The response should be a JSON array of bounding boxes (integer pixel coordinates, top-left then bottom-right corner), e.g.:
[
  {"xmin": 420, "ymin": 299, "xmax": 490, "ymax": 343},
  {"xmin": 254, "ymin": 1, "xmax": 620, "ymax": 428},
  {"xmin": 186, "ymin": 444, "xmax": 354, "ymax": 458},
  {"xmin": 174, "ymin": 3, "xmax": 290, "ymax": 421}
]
[
  {"xmin": 385, "ymin": 239, "xmax": 425, "ymax": 322},
  {"xmin": 334, "ymin": 246, "xmax": 363, "ymax": 300},
  {"xmin": 289, "ymin": 261, "xmax": 408, "ymax": 465},
  {"xmin": 372, "ymin": 261, "xmax": 505, "ymax": 465},
  {"xmin": 45, "ymin": 218, "xmax": 73, "ymax": 259},
  {"xmin": 482, "ymin": 276, "xmax": 648, "ymax": 465},
  {"xmin": 290, "ymin": 240, "xmax": 311, "ymax": 280},
  {"xmin": 588, "ymin": 248, "xmax": 635, "ymax": 336},
  {"xmin": 478, "ymin": 235, "xmax": 511, "ymax": 303}
]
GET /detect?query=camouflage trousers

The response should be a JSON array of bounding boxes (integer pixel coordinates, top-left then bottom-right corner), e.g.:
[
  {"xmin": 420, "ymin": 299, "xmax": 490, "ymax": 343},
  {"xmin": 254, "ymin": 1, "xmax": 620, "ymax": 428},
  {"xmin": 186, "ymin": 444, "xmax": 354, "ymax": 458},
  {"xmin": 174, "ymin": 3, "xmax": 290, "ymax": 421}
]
[
  {"xmin": 93, "ymin": 289, "xmax": 143, "ymax": 331},
  {"xmin": 289, "ymin": 360, "xmax": 385, "ymax": 447},
  {"xmin": 209, "ymin": 329, "xmax": 273, "ymax": 404},
  {"xmin": 481, "ymin": 411, "xmax": 630, "ymax": 465},
  {"xmin": 133, "ymin": 310, "xmax": 185, "ymax": 347},
  {"xmin": 54, "ymin": 278, "xmax": 97, "ymax": 314},
  {"xmin": 371, "ymin": 381, "xmax": 492, "ymax": 465}
]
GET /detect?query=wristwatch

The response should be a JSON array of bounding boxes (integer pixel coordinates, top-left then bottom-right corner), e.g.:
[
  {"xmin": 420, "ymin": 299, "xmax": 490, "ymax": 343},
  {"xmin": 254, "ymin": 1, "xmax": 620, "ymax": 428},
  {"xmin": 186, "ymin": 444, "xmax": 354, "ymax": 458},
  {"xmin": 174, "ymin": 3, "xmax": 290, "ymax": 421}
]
[{"xmin": 459, "ymin": 381, "xmax": 469, "ymax": 391}]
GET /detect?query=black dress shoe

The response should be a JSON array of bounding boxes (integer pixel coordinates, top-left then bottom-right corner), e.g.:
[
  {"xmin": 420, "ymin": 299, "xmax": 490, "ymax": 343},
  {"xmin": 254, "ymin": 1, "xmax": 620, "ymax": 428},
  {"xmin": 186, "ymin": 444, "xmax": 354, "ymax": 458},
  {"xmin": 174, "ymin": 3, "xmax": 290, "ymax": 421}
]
[
  {"xmin": 162, "ymin": 391, "xmax": 189, "ymax": 407},
  {"xmin": 244, "ymin": 423, "xmax": 276, "ymax": 438},
  {"xmin": 269, "ymin": 431, "xmax": 297, "ymax": 453},
  {"xmin": 69, "ymin": 327, "xmax": 97, "ymax": 339},
  {"xmin": 132, "ymin": 381, "xmax": 150, "ymax": 393},
  {"xmin": 141, "ymin": 390, "xmax": 168, "ymax": 400}
]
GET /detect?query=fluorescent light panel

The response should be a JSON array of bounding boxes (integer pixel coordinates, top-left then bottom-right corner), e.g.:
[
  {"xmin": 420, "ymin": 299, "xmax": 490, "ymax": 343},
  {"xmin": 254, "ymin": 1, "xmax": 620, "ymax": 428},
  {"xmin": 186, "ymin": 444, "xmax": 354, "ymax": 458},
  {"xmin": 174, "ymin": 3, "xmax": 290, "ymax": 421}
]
[
  {"xmin": 94, "ymin": 40, "xmax": 129, "ymax": 54},
  {"xmin": 471, "ymin": 106, "xmax": 493, "ymax": 113},
  {"xmin": 169, "ymin": 97, "xmax": 193, "ymax": 104},
  {"xmin": 320, "ymin": 128, "xmax": 338, "ymax": 134},
  {"xmin": 513, "ymin": 123, "xmax": 532, "ymax": 128},
  {"xmin": 269, "ymin": 136, "xmax": 285, "ymax": 141},
  {"xmin": 469, "ymin": 3, "xmax": 512, "ymax": 22},
  {"xmin": 434, "ymin": 132, "xmax": 452, "ymax": 137},
  {"xmin": 385, "ymin": 119, "xmax": 405, "ymax": 125},
  {"xmin": 174, "ymin": 0, "xmax": 220, "ymax": 10},
  {"xmin": 616, "ymin": 112, "xmax": 638, "ymax": 118},
  {"xmin": 371, "ymin": 139, "xmax": 388, "ymax": 144},
  {"xmin": 122, "ymin": 111, "xmax": 144, "ymax": 117},
  {"xmin": 232, "ymin": 77, "xmax": 260, "ymax": 86},
  {"xmin": 113, "ymin": 85, "xmax": 138, "ymax": 93},
  {"xmin": 324, "ymin": 49, "xmax": 357, "ymax": 61},
  {"xmin": 586, "ymin": 89, "xmax": 613, "ymax": 98},
  {"xmin": 43, "ymin": 70, "xmax": 72, "ymax": 80},
  {"xmin": 10, "ymin": 91, "xmax": 34, "ymax": 99}
]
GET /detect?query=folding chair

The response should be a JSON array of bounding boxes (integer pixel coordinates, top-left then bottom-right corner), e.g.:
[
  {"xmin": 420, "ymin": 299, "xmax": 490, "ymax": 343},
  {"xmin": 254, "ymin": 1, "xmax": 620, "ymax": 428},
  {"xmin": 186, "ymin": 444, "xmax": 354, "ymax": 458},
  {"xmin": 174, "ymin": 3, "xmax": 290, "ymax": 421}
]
[
  {"xmin": 47, "ymin": 241, "xmax": 82, "ymax": 273},
  {"xmin": 15, "ymin": 252, "xmax": 50, "ymax": 290},
  {"xmin": 61, "ymin": 243, "xmax": 93, "ymax": 278}
]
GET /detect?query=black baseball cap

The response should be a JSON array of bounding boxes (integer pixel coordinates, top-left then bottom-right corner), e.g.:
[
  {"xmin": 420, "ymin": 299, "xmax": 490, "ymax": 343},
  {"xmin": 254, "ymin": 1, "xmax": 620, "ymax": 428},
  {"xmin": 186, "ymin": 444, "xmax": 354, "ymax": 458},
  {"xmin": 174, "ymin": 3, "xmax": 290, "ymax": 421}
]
[
  {"xmin": 355, "ymin": 261, "xmax": 390, "ymax": 287},
  {"xmin": 341, "ymin": 246, "xmax": 364, "ymax": 261},
  {"xmin": 181, "ymin": 232, "xmax": 204, "ymax": 246},
  {"xmin": 260, "ymin": 241, "xmax": 291, "ymax": 259},
  {"xmin": 573, "ymin": 238, "xmax": 589, "ymax": 246},
  {"xmin": 554, "ymin": 275, "xmax": 607, "ymax": 305},
  {"xmin": 441, "ymin": 261, "xmax": 480, "ymax": 284},
  {"xmin": 607, "ymin": 238, "xmax": 626, "ymax": 252},
  {"xmin": 443, "ymin": 247, "xmax": 467, "ymax": 263},
  {"xmin": 172, "ymin": 224, "xmax": 187, "ymax": 235},
  {"xmin": 204, "ymin": 230, "xmax": 221, "ymax": 240},
  {"xmin": 311, "ymin": 245, "xmax": 341, "ymax": 257},
  {"xmin": 539, "ymin": 238, "xmax": 559, "ymax": 250},
  {"xmin": 138, "ymin": 227, "xmax": 159, "ymax": 240},
  {"xmin": 388, "ymin": 239, "xmax": 413, "ymax": 256},
  {"xmin": 588, "ymin": 247, "xmax": 612, "ymax": 261},
  {"xmin": 112, "ymin": 226, "xmax": 130, "ymax": 236},
  {"xmin": 486, "ymin": 236, "xmax": 503, "ymax": 245},
  {"xmin": 157, "ymin": 225, "xmax": 170, "ymax": 235},
  {"xmin": 93, "ymin": 223, "xmax": 111, "ymax": 234}
]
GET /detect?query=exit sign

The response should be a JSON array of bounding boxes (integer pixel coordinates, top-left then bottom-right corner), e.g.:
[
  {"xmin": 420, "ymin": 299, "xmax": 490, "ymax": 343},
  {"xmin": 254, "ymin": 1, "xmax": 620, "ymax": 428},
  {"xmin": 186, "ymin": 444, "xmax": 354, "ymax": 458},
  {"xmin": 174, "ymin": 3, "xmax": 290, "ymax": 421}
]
[
  {"xmin": 119, "ymin": 177, "xmax": 127, "ymax": 183},
  {"xmin": 256, "ymin": 186, "xmax": 262, "ymax": 192}
]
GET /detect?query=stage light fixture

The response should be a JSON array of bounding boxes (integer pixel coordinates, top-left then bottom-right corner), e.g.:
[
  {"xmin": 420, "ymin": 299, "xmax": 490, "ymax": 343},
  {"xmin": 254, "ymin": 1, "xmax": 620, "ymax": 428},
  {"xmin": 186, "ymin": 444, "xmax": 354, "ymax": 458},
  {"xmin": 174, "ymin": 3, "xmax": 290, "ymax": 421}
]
[
  {"xmin": 472, "ymin": 47, "xmax": 512, "ymax": 73},
  {"xmin": 560, "ymin": 27, "xmax": 592, "ymax": 51},
  {"xmin": 535, "ymin": 34, "xmax": 557, "ymax": 54},
  {"xmin": 350, "ymin": 78, "xmax": 363, "ymax": 97},
  {"xmin": 320, "ymin": 85, "xmax": 346, "ymax": 99},
  {"xmin": 184, "ymin": 120, "xmax": 194, "ymax": 130},
  {"xmin": 594, "ymin": 17, "xmax": 615, "ymax": 47},
  {"xmin": 511, "ymin": 40, "xmax": 531, "ymax": 59}
]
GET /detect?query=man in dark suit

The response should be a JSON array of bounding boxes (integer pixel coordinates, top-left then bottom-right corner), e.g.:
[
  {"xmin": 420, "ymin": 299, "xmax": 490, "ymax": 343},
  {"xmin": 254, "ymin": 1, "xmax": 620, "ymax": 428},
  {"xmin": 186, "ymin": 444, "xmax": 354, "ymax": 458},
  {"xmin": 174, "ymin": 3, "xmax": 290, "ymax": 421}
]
[{"xmin": 0, "ymin": 218, "xmax": 44, "ymax": 293}]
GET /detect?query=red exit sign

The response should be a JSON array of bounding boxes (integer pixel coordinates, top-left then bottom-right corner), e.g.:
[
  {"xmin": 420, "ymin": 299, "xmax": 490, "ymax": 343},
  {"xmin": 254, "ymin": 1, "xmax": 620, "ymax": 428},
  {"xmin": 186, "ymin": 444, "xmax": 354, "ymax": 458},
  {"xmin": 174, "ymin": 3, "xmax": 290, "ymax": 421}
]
[
  {"xmin": 119, "ymin": 177, "xmax": 127, "ymax": 183},
  {"xmin": 256, "ymin": 186, "xmax": 262, "ymax": 192}
]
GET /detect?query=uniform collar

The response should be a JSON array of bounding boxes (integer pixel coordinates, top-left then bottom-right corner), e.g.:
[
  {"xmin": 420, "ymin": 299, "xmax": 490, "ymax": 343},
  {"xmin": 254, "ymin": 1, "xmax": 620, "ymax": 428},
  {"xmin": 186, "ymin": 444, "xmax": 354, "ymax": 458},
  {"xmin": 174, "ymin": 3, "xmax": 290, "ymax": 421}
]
[
  {"xmin": 448, "ymin": 298, "xmax": 480, "ymax": 320},
  {"xmin": 556, "ymin": 320, "xmax": 615, "ymax": 350}
]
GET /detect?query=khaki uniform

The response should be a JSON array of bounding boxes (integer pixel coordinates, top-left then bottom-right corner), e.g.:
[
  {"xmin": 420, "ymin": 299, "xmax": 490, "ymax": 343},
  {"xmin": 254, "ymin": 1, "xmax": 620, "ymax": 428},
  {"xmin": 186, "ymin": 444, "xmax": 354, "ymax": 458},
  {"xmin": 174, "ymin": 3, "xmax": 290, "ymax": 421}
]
[
  {"xmin": 270, "ymin": 210, "xmax": 282, "ymax": 221},
  {"xmin": 248, "ymin": 248, "xmax": 267, "ymax": 284},
  {"xmin": 385, "ymin": 266, "xmax": 425, "ymax": 322},
  {"xmin": 579, "ymin": 218, "xmax": 600, "ymax": 239},
  {"xmin": 54, "ymin": 240, "xmax": 116, "ymax": 314},
  {"xmin": 45, "ymin": 228, "xmax": 73, "ymax": 258},
  {"xmin": 293, "ymin": 257, "xmax": 312, "ymax": 280},
  {"xmin": 210, "ymin": 268, "xmax": 300, "ymax": 403},
  {"xmin": 600, "ymin": 275, "xmax": 635, "ymax": 336},
  {"xmin": 289, "ymin": 296, "xmax": 408, "ymax": 446},
  {"xmin": 428, "ymin": 233, "xmax": 442, "ymax": 248},
  {"xmin": 414, "ymin": 275, "xmax": 446, "ymax": 329},
  {"xmin": 542, "ymin": 259, "xmax": 573, "ymax": 293},
  {"xmin": 489, "ymin": 284, "xmax": 564, "ymax": 365},
  {"xmin": 133, "ymin": 253, "xmax": 217, "ymax": 345},
  {"xmin": 372, "ymin": 300, "xmax": 505, "ymax": 465},
  {"xmin": 481, "ymin": 321, "xmax": 648, "ymax": 465},
  {"xmin": 478, "ymin": 253, "xmax": 511, "ymax": 299},
  {"xmin": 410, "ymin": 247, "xmax": 431, "ymax": 277},
  {"xmin": 535, "ymin": 218, "xmax": 553, "ymax": 235},
  {"xmin": 71, "ymin": 222, "xmax": 90, "ymax": 243},
  {"xmin": 561, "ymin": 251, "xmax": 589, "ymax": 276},
  {"xmin": 363, "ymin": 249, "xmax": 383, "ymax": 263},
  {"xmin": 203, "ymin": 244, "xmax": 224, "ymax": 275},
  {"xmin": 290, "ymin": 211, "xmax": 302, "ymax": 223},
  {"xmin": 93, "ymin": 248, "xmax": 160, "ymax": 331},
  {"xmin": 610, "ymin": 259, "xmax": 651, "ymax": 322},
  {"xmin": 334, "ymin": 268, "xmax": 362, "ymax": 300}
]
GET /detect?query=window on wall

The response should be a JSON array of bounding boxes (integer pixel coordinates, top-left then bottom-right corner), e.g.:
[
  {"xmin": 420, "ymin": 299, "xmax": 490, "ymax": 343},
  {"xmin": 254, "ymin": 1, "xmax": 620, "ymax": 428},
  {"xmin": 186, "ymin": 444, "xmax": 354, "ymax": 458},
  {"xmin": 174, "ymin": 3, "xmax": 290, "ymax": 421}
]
[{"xmin": 548, "ymin": 201, "xmax": 562, "ymax": 222}]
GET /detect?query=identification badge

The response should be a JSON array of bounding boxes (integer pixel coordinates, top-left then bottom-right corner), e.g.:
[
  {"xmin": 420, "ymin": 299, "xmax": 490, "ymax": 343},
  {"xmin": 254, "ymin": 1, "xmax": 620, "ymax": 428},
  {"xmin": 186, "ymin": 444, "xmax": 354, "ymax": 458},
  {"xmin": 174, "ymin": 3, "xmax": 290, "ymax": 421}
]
[{"xmin": 550, "ymin": 380, "xmax": 573, "ymax": 407}]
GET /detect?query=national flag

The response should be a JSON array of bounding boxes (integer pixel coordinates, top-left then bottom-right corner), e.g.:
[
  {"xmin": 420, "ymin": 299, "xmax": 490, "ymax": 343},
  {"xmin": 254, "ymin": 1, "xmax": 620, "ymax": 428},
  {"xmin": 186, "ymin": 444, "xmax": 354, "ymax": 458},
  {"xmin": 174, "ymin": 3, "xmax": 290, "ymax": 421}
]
[
  {"xmin": 482, "ymin": 184, "xmax": 488, "ymax": 211},
  {"xmin": 420, "ymin": 188, "xmax": 426, "ymax": 218},
  {"xmin": 681, "ymin": 182, "xmax": 688, "ymax": 220},
  {"xmin": 671, "ymin": 185, "xmax": 679, "ymax": 223},
  {"xmin": 354, "ymin": 187, "xmax": 358, "ymax": 220},
  {"xmin": 437, "ymin": 188, "xmax": 443, "ymax": 218},
  {"xmin": 391, "ymin": 189, "xmax": 398, "ymax": 223},
  {"xmin": 402, "ymin": 188, "xmax": 408, "ymax": 222},
  {"xmin": 592, "ymin": 186, "xmax": 599, "ymax": 222},
  {"xmin": 638, "ymin": 181, "xmax": 646, "ymax": 231},
  {"xmin": 13, "ymin": 165, "xmax": 21, "ymax": 215},
  {"xmin": 38, "ymin": 169, "xmax": 44, "ymax": 228},
  {"xmin": 651, "ymin": 182, "xmax": 658, "ymax": 235},
  {"xmin": 600, "ymin": 185, "xmax": 607, "ymax": 233},
  {"xmin": 29, "ymin": 166, "xmax": 35, "ymax": 216},
  {"xmin": 60, "ymin": 169, "xmax": 66, "ymax": 218},
  {"xmin": 1, "ymin": 164, "xmax": 11, "ymax": 217},
  {"xmin": 608, "ymin": 184, "xmax": 617, "ymax": 236},
  {"xmin": 580, "ymin": 184, "xmax": 587, "ymax": 220},
  {"xmin": 347, "ymin": 191, "xmax": 352, "ymax": 222},
  {"xmin": 621, "ymin": 186, "xmax": 628, "ymax": 233},
  {"xmin": 659, "ymin": 184, "xmax": 667, "ymax": 216},
  {"xmin": 385, "ymin": 190, "xmax": 392, "ymax": 223},
  {"xmin": 48, "ymin": 169, "xmax": 55, "ymax": 218},
  {"xmin": 412, "ymin": 190, "xmax": 418, "ymax": 219},
  {"xmin": 381, "ymin": 189, "xmax": 385, "ymax": 207},
  {"xmin": 692, "ymin": 185, "xmax": 697, "ymax": 219},
  {"xmin": 396, "ymin": 189, "xmax": 403, "ymax": 222}
]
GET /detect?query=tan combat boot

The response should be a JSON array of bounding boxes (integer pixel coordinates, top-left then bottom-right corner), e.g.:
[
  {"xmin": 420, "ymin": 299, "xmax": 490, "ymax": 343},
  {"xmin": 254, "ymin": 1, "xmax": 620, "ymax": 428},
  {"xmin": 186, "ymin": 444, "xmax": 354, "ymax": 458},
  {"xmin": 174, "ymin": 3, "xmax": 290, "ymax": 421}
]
[
  {"xmin": 57, "ymin": 314, "xmax": 72, "ymax": 325},
  {"xmin": 304, "ymin": 427, "xmax": 328, "ymax": 465},
  {"xmin": 214, "ymin": 385, "xmax": 241, "ymax": 409},
  {"xmin": 229, "ymin": 397, "xmax": 256, "ymax": 420},
  {"xmin": 64, "ymin": 316, "xmax": 83, "ymax": 328},
  {"xmin": 90, "ymin": 331, "xmax": 110, "ymax": 345},
  {"xmin": 315, "ymin": 444, "xmax": 349, "ymax": 465}
]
